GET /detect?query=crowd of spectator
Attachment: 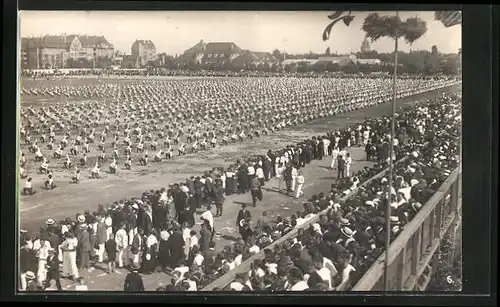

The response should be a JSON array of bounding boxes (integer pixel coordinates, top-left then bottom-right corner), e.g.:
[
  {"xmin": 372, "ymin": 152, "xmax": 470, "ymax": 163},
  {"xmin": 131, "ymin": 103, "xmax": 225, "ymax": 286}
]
[
  {"xmin": 21, "ymin": 68, "xmax": 459, "ymax": 81},
  {"xmin": 18, "ymin": 91, "xmax": 461, "ymax": 291}
]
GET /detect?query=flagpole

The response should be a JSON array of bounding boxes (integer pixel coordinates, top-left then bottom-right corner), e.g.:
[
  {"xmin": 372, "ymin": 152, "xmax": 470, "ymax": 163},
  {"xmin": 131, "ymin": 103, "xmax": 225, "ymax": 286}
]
[{"xmin": 384, "ymin": 10, "xmax": 399, "ymax": 291}]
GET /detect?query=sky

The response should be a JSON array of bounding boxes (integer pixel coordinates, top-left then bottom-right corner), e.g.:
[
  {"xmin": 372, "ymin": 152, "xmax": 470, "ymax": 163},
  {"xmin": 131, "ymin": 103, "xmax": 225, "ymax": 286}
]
[{"xmin": 19, "ymin": 11, "xmax": 461, "ymax": 56}]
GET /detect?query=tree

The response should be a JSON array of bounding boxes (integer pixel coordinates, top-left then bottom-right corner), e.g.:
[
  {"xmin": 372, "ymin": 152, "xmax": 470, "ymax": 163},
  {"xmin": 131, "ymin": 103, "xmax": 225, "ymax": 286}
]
[
  {"xmin": 326, "ymin": 62, "xmax": 341, "ymax": 72},
  {"xmin": 272, "ymin": 49, "xmax": 283, "ymax": 61},
  {"xmin": 431, "ymin": 45, "xmax": 438, "ymax": 55},
  {"xmin": 323, "ymin": 11, "xmax": 427, "ymax": 291}
]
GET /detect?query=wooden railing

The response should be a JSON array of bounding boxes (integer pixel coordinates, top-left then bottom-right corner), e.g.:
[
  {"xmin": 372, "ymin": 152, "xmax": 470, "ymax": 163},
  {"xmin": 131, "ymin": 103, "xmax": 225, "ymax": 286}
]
[
  {"xmin": 202, "ymin": 153, "xmax": 415, "ymax": 291},
  {"xmin": 352, "ymin": 163, "xmax": 462, "ymax": 291}
]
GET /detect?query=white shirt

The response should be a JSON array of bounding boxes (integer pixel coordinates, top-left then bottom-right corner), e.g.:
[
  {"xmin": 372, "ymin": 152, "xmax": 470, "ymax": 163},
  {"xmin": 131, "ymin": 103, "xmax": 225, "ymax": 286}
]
[
  {"xmin": 290, "ymin": 280, "xmax": 309, "ymax": 291},
  {"xmin": 295, "ymin": 217, "xmax": 305, "ymax": 226},
  {"xmin": 230, "ymin": 282, "xmax": 244, "ymax": 291},
  {"xmin": 345, "ymin": 157, "xmax": 352, "ymax": 166},
  {"xmin": 105, "ymin": 216, "xmax": 113, "ymax": 227},
  {"xmin": 201, "ymin": 210, "xmax": 214, "ymax": 230},
  {"xmin": 173, "ymin": 266, "xmax": 190, "ymax": 280},
  {"xmin": 75, "ymin": 285, "xmax": 88, "ymax": 291},
  {"xmin": 291, "ymin": 168, "xmax": 298, "ymax": 178},
  {"xmin": 255, "ymin": 168, "xmax": 264, "ymax": 179},
  {"xmin": 193, "ymin": 253, "xmax": 204, "ymax": 266},
  {"xmin": 146, "ymin": 234, "xmax": 158, "ymax": 248},
  {"xmin": 190, "ymin": 235, "xmax": 198, "ymax": 248},
  {"xmin": 115, "ymin": 229, "xmax": 128, "ymax": 249},
  {"xmin": 187, "ymin": 280, "xmax": 197, "ymax": 291},
  {"xmin": 398, "ymin": 187, "xmax": 412, "ymax": 201},
  {"xmin": 342, "ymin": 264, "xmax": 356, "ymax": 282},
  {"xmin": 249, "ymin": 245, "xmax": 260, "ymax": 254},
  {"xmin": 182, "ymin": 228, "xmax": 191, "ymax": 245},
  {"xmin": 296, "ymin": 175, "xmax": 305, "ymax": 185},
  {"xmin": 61, "ymin": 224, "xmax": 69, "ymax": 235},
  {"xmin": 276, "ymin": 167, "xmax": 284, "ymax": 178},
  {"xmin": 317, "ymin": 268, "xmax": 332, "ymax": 289},
  {"xmin": 234, "ymin": 254, "xmax": 242, "ymax": 266},
  {"xmin": 323, "ymin": 257, "xmax": 338, "ymax": 277},
  {"xmin": 25, "ymin": 181, "xmax": 32, "ymax": 189},
  {"xmin": 247, "ymin": 166, "xmax": 255, "ymax": 176}
]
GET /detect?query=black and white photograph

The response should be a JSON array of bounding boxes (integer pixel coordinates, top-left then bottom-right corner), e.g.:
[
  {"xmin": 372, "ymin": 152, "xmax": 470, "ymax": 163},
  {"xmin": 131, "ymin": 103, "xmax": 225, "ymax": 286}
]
[{"xmin": 17, "ymin": 10, "xmax": 463, "ymax": 292}]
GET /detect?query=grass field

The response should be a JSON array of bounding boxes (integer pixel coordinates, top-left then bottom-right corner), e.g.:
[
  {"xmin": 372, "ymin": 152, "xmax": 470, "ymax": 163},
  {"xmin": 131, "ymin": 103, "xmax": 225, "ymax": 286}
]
[{"xmin": 18, "ymin": 77, "xmax": 461, "ymax": 290}]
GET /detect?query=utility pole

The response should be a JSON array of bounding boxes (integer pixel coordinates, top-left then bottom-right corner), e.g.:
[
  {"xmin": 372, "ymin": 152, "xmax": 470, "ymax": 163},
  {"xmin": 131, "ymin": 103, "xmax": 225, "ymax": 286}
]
[{"xmin": 383, "ymin": 10, "xmax": 399, "ymax": 292}]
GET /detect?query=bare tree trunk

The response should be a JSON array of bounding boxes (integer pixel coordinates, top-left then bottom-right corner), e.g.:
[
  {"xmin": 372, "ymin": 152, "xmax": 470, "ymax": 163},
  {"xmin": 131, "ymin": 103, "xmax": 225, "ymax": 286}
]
[{"xmin": 384, "ymin": 11, "xmax": 399, "ymax": 291}]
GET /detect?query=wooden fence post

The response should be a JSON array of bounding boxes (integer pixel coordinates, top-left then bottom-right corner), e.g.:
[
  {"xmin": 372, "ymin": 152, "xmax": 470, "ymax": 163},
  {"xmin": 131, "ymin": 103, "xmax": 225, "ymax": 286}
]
[{"xmin": 411, "ymin": 227, "xmax": 422, "ymax": 276}]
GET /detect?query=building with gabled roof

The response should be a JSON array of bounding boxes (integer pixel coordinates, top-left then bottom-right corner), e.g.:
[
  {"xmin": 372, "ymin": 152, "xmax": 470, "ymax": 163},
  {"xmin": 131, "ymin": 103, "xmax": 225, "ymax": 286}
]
[
  {"xmin": 233, "ymin": 50, "xmax": 279, "ymax": 69},
  {"xmin": 178, "ymin": 40, "xmax": 277, "ymax": 69},
  {"xmin": 131, "ymin": 39, "xmax": 157, "ymax": 66},
  {"xmin": 21, "ymin": 34, "xmax": 114, "ymax": 69}
]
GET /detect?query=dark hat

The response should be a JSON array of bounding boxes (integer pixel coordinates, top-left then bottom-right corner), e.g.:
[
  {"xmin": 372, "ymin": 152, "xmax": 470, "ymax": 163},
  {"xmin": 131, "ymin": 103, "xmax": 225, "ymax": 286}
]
[
  {"xmin": 287, "ymin": 266, "xmax": 303, "ymax": 279},
  {"xmin": 131, "ymin": 262, "xmax": 140, "ymax": 271}
]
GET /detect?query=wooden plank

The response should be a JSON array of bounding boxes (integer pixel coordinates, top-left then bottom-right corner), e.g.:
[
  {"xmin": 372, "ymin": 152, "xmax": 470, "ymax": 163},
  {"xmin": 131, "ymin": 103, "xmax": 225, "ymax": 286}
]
[
  {"xmin": 396, "ymin": 248, "xmax": 406, "ymax": 290},
  {"xmin": 352, "ymin": 166, "xmax": 461, "ymax": 291},
  {"xmin": 402, "ymin": 238, "xmax": 413, "ymax": 285},
  {"xmin": 434, "ymin": 199, "xmax": 443, "ymax": 239},
  {"xmin": 428, "ymin": 209, "xmax": 435, "ymax": 245},
  {"xmin": 411, "ymin": 226, "xmax": 422, "ymax": 275}
]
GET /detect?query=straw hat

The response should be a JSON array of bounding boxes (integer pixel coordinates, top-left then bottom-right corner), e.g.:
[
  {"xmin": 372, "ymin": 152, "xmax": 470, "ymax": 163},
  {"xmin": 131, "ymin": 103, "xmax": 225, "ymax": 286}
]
[
  {"xmin": 341, "ymin": 227, "xmax": 354, "ymax": 238},
  {"xmin": 339, "ymin": 218, "xmax": 350, "ymax": 226},
  {"xmin": 25, "ymin": 271, "xmax": 36, "ymax": 280}
]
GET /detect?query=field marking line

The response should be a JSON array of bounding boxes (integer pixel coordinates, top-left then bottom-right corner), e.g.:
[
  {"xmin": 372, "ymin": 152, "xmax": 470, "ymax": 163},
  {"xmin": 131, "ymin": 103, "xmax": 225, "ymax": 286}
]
[
  {"xmin": 101, "ymin": 184, "xmax": 115, "ymax": 189},
  {"xmin": 125, "ymin": 179, "xmax": 136, "ymax": 183},
  {"xmin": 19, "ymin": 202, "xmax": 47, "ymax": 213}
]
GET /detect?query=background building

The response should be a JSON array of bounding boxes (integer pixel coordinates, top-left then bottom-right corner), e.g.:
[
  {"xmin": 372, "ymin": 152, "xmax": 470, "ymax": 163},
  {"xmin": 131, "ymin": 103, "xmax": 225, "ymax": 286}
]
[
  {"xmin": 178, "ymin": 39, "xmax": 277, "ymax": 69},
  {"xmin": 21, "ymin": 34, "xmax": 114, "ymax": 69},
  {"xmin": 131, "ymin": 40, "xmax": 156, "ymax": 67}
]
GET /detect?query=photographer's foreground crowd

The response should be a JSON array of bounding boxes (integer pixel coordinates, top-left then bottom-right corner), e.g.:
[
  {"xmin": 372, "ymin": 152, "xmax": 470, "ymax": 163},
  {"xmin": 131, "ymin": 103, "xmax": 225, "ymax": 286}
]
[{"xmin": 18, "ymin": 90, "xmax": 461, "ymax": 292}]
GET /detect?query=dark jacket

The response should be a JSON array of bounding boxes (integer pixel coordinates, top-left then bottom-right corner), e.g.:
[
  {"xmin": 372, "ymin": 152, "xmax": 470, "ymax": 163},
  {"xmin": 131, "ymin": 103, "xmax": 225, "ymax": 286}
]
[
  {"xmin": 174, "ymin": 191, "xmax": 187, "ymax": 212},
  {"xmin": 105, "ymin": 238, "xmax": 117, "ymax": 259},
  {"xmin": 20, "ymin": 248, "xmax": 37, "ymax": 273},
  {"xmin": 199, "ymin": 228, "xmax": 211, "ymax": 252},
  {"xmin": 124, "ymin": 272, "xmax": 145, "ymax": 292},
  {"xmin": 46, "ymin": 255, "xmax": 60, "ymax": 276},
  {"xmin": 214, "ymin": 186, "xmax": 225, "ymax": 205},
  {"xmin": 131, "ymin": 234, "xmax": 143, "ymax": 254},
  {"xmin": 186, "ymin": 178, "xmax": 195, "ymax": 194},
  {"xmin": 250, "ymin": 177, "xmax": 261, "ymax": 191},
  {"xmin": 194, "ymin": 180, "xmax": 204, "ymax": 197},
  {"xmin": 236, "ymin": 209, "xmax": 252, "ymax": 227}
]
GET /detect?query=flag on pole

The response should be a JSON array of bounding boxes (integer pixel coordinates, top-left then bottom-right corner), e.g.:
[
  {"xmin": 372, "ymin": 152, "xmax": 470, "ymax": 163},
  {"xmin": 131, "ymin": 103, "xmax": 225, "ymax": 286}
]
[{"xmin": 435, "ymin": 11, "xmax": 462, "ymax": 28}]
